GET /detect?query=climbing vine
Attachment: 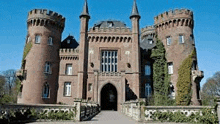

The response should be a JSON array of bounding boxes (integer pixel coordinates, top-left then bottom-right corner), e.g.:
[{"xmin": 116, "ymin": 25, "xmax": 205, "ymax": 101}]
[
  {"xmin": 21, "ymin": 41, "xmax": 32, "ymax": 68},
  {"xmin": 176, "ymin": 48, "xmax": 196, "ymax": 105},
  {"xmin": 151, "ymin": 39, "xmax": 170, "ymax": 105}
]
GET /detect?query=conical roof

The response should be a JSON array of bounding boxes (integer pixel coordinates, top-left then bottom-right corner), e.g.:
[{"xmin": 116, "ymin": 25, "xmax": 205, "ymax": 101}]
[
  {"xmin": 80, "ymin": 0, "xmax": 90, "ymax": 19},
  {"xmin": 130, "ymin": 0, "xmax": 140, "ymax": 19}
]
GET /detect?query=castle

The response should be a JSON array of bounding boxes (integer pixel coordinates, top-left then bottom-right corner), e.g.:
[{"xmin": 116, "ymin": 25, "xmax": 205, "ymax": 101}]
[{"xmin": 16, "ymin": 0, "xmax": 203, "ymax": 110}]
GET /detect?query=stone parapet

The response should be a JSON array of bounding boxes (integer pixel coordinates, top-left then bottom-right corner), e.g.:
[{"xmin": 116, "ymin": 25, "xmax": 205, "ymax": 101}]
[
  {"xmin": 88, "ymin": 27, "xmax": 132, "ymax": 34},
  {"xmin": 27, "ymin": 9, "xmax": 65, "ymax": 31},
  {"xmin": 154, "ymin": 9, "xmax": 193, "ymax": 25}
]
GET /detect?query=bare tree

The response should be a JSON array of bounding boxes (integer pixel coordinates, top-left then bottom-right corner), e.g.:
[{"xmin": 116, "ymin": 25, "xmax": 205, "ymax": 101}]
[
  {"xmin": 0, "ymin": 75, "xmax": 5, "ymax": 96},
  {"xmin": 2, "ymin": 69, "xmax": 16, "ymax": 95},
  {"xmin": 201, "ymin": 71, "xmax": 220, "ymax": 105}
]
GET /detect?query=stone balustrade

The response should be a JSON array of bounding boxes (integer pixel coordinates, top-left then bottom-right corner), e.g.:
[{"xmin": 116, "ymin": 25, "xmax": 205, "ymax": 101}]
[
  {"xmin": 121, "ymin": 100, "xmax": 216, "ymax": 122},
  {"xmin": 0, "ymin": 99, "xmax": 100, "ymax": 122}
]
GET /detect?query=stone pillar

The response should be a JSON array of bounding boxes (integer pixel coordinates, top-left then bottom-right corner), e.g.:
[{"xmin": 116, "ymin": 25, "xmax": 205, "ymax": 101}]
[
  {"xmin": 94, "ymin": 70, "xmax": 99, "ymax": 103},
  {"xmin": 216, "ymin": 99, "xmax": 220, "ymax": 124},
  {"xmin": 74, "ymin": 98, "xmax": 82, "ymax": 121}
]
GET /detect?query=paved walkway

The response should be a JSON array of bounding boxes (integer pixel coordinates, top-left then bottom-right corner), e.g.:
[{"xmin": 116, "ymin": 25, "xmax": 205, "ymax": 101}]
[{"xmin": 28, "ymin": 111, "xmax": 188, "ymax": 124}]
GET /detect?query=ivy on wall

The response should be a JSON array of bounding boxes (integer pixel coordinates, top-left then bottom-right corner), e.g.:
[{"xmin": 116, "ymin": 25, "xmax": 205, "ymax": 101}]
[
  {"xmin": 176, "ymin": 48, "xmax": 196, "ymax": 105},
  {"xmin": 151, "ymin": 39, "xmax": 170, "ymax": 105},
  {"xmin": 21, "ymin": 41, "xmax": 32, "ymax": 68}
]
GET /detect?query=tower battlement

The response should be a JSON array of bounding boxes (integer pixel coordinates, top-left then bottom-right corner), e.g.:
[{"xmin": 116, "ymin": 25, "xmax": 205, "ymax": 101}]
[
  {"xmin": 59, "ymin": 48, "xmax": 79, "ymax": 55},
  {"xmin": 27, "ymin": 9, "xmax": 65, "ymax": 31},
  {"xmin": 141, "ymin": 26, "xmax": 155, "ymax": 38},
  {"xmin": 88, "ymin": 27, "xmax": 132, "ymax": 34},
  {"xmin": 154, "ymin": 9, "xmax": 193, "ymax": 25}
]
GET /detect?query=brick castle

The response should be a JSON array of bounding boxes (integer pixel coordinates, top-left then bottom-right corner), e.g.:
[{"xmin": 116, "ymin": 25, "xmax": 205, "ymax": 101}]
[{"xmin": 17, "ymin": 0, "xmax": 203, "ymax": 110}]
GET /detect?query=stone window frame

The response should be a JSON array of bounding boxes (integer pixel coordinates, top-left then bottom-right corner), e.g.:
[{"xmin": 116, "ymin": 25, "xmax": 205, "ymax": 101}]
[
  {"xmin": 64, "ymin": 82, "xmax": 71, "ymax": 97},
  {"xmin": 144, "ymin": 61, "xmax": 151, "ymax": 76},
  {"xmin": 42, "ymin": 83, "xmax": 50, "ymax": 98},
  {"xmin": 166, "ymin": 36, "xmax": 172, "ymax": 46},
  {"xmin": 99, "ymin": 47, "xmax": 121, "ymax": 72},
  {"xmin": 35, "ymin": 34, "xmax": 42, "ymax": 44},
  {"xmin": 44, "ymin": 61, "xmax": 52, "ymax": 74},
  {"xmin": 48, "ymin": 36, "xmax": 53, "ymax": 45},
  {"xmin": 65, "ymin": 63, "xmax": 73, "ymax": 75},
  {"xmin": 179, "ymin": 34, "xmax": 185, "ymax": 44},
  {"xmin": 100, "ymin": 50, "xmax": 118, "ymax": 72},
  {"xmin": 168, "ymin": 62, "xmax": 174, "ymax": 74},
  {"xmin": 26, "ymin": 35, "xmax": 31, "ymax": 43},
  {"xmin": 88, "ymin": 83, "xmax": 92, "ymax": 92}
]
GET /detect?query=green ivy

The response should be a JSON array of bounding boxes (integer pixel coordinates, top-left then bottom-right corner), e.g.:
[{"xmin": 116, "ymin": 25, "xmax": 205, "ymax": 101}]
[
  {"xmin": 22, "ymin": 42, "xmax": 32, "ymax": 68},
  {"xmin": 176, "ymin": 48, "xmax": 195, "ymax": 105},
  {"xmin": 151, "ymin": 108, "xmax": 218, "ymax": 124},
  {"xmin": 0, "ymin": 108, "xmax": 75, "ymax": 123},
  {"xmin": 150, "ymin": 39, "xmax": 171, "ymax": 105}
]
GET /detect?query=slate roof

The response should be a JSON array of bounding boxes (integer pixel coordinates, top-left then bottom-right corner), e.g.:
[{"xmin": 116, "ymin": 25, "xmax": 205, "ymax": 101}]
[
  {"xmin": 61, "ymin": 35, "xmax": 79, "ymax": 49},
  {"xmin": 93, "ymin": 20, "xmax": 127, "ymax": 28}
]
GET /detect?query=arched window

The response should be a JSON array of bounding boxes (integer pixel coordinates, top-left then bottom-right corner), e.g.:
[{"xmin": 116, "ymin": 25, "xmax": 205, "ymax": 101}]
[
  {"xmin": 145, "ymin": 61, "xmax": 151, "ymax": 76},
  {"xmin": 42, "ymin": 83, "xmax": 49, "ymax": 98},
  {"xmin": 145, "ymin": 83, "xmax": 152, "ymax": 98},
  {"xmin": 48, "ymin": 37, "xmax": 53, "ymax": 45},
  {"xmin": 35, "ymin": 35, "xmax": 41, "ymax": 44}
]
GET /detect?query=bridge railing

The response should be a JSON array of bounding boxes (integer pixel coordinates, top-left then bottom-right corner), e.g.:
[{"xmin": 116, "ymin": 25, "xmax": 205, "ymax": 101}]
[
  {"xmin": 120, "ymin": 99, "xmax": 218, "ymax": 122},
  {"xmin": 0, "ymin": 99, "xmax": 100, "ymax": 122}
]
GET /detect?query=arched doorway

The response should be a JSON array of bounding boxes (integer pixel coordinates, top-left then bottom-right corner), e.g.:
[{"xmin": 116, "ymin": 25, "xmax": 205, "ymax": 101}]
[{"xmin": 101, "ymin": 83, "xmax": 117, "ymax": 111}]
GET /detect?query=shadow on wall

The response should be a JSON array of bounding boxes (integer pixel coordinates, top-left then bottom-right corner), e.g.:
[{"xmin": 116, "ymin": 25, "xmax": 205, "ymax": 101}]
[{"xmin": 125, "ymin": 79, "xmax": 137, "ymax": 101}]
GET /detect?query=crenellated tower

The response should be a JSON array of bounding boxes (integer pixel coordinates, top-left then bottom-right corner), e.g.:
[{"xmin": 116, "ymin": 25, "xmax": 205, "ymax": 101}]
[
  {"xmin": 154, "ymin": 9, "xmax": 203, "ymax": 105},
  {"xmin": 17, "ymin": 9, "xmax": 65, "ymax": 104}
]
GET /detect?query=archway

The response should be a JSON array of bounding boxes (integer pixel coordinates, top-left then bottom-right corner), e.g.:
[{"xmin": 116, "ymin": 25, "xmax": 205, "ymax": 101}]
[{"xmin": 101, "ymin": 83, "xmax": 117, "ymax": 111}]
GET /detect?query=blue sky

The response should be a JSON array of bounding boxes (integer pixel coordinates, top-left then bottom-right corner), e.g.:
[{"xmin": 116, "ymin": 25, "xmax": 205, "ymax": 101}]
[{"xmin": 0, "ymin": 0, "xmax": 219, "ymax": 88}]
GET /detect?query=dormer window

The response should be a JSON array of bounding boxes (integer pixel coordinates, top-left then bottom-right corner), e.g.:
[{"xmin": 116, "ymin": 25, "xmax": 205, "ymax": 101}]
[
  {"xmin": 107, "ymin": 21, "xmax": 113, "ymax": 27},
  {"xmin": 148, "ymin": 39, "xmax": 153, "ymax": 44},
  {"xmin": 67, "ymin": 40, "xmax": 70, "ymax": 44}
]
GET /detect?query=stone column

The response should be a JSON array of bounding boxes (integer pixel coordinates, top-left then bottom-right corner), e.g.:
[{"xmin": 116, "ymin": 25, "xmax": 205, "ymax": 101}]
[
  {"xmin": 73, "ymin": 98, "xmax": 82, "ymax": 121},
  {"xmin": 93, "ymin": 70, "xmax": 99, "ymax": 103},
  {"xmin": 216, "ymin": 99, "xmax": 220, "ymax": 124}
]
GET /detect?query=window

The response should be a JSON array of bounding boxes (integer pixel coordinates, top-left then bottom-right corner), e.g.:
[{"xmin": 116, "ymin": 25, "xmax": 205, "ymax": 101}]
[
  {"xmin": 179, "ymin": 35, "xmax": 184, "ymax": 43},
  {"xmin": 107, "ymin": 21, "xmax": 113, "ymax": 27},
  {"xmin": 168, "ymin": 62, "xmax": 173, "ymax": 74},
  {"xmin": 149, "ymin": 40, "xmax": 153, "ymax": 44},
  {"xmin": 67, "ymin": 39, "xmax": 70, "ymax": 44},
  {"xmin": 48, "ymin": 37, "xmax": 53, "ymax": 45},
  {"xmin": 64, "ymin": 82, "xmax": 71, "ymax": 96},
  {"xmin": 101, "ymin": 51, "xmax": 118, "ymax": 72},
  {"xmin": 145, "ymin": 83, "xmax": 152, "ymax": 97},
  {"xmin": 166, "ymin": 36, "xmax": 171, "ymax": 45},
  {"xmin": 145, "ymin": 63, "xmax": 151, "ymax": 76},
  {"xmin": 35, "ymin": 35, "xmax": 41, "ymax": 44},
  {"xmin": 44, "ymin": 62, "xmax": 52, "ymax": 74},
  {"xmin": 88, "ymin": 83, "xmax": 92, "ymax": 91},
  {"xmin": 65, "ymin": 64, "xmax": 72, "ymax": 75},
  {"xmin": 42, "ymin": 83, "xmax": 49, "ymax": 98},
  {"xmin": 27, "ymin": 36, "xmax": 31, "ymax": 43}
]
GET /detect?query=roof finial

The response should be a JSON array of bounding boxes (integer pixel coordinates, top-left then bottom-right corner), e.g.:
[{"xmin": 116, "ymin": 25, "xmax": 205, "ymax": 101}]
[
  {"xmin": 80, "ymin": 0, "xmax": 90, "ymax": 19},
  {"xmin": 130, "ymin": 0, "xmax": 140, "ymax": 19}
]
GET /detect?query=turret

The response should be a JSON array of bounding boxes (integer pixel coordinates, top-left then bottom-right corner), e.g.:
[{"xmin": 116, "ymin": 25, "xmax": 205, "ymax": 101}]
[
  {"xmin": 130, "ymin": 0, "xmax": 141, "ymax": 98},
  {"xmin": 154, "ymin": 9, "xmax": 203, "ymax": 105},
  {"xmin": 78, "ymin": 0, "xmax": 90, "ymax": 98},
  {"xmin": 17, "ymin": 9, "xmax": 65, "ymax": 104}
]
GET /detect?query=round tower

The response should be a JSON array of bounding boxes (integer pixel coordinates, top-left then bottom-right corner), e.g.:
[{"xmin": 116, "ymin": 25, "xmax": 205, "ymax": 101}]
[
  {"xmin": 154, "ymin": 9, "xmax": 196, "ymax": 100},
  {"xmin": 18, "ymin": 9, "xmax": 65, "ymax": 104}
]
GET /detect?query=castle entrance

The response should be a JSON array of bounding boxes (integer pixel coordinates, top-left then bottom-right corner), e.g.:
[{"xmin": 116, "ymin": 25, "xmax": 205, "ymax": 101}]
[{"xmin": 101, "ymin": 83, "xmax": 117, "ymax": 111}]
